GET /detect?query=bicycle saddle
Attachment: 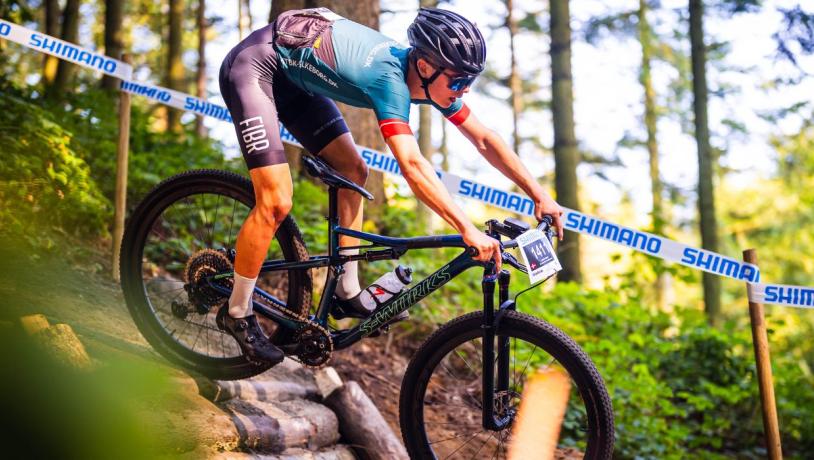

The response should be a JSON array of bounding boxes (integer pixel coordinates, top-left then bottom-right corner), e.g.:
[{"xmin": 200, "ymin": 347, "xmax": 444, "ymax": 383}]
[{"xmin": 301, "ymin": 155, "xmax": 374, "ymax": 200}]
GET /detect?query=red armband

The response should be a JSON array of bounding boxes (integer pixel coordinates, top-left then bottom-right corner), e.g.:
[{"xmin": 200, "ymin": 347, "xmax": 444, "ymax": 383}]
[
  {"xmin": 378, "ymin": 118, "xmax": 413, "ymax": 138},
  {"xmin": 446, "ymin": 103, "xmax": 471, "ymax": 126}
]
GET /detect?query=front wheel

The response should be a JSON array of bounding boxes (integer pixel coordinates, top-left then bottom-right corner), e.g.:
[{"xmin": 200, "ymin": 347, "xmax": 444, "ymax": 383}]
[{"xmin": 399, "ymin": 310, "xmax": 614, "ymax": 459}]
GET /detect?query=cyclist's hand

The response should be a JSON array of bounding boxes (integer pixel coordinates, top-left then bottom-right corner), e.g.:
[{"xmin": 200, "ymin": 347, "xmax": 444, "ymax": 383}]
[
  {"xmin": 533, "ymin": 193, "xmax": 565, "ymax": 241},
  {"xmin": 463, "ymin": 226, "xmax": 502, "ymax": 273}
]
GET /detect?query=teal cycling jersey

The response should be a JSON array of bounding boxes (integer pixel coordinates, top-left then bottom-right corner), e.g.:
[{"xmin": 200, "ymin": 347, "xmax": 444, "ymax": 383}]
[{"xmin": 272, "ymin": 8, "xmax": 471, "ymax": 138}]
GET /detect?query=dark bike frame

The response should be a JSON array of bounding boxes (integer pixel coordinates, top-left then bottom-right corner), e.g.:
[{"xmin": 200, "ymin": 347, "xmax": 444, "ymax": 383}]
[{"xmin": 207, "ymin": 182, "xmax": 528, "ymax": 431}]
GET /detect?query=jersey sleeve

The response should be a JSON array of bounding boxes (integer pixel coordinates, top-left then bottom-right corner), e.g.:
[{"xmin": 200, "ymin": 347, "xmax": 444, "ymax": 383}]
[
  {"xmin": 440, "ymin": 100, "xmax": 471, "ymax": 126},
  {"xmin": 369, "ymin": 72, "xmax": 414, "ymax": 139}
]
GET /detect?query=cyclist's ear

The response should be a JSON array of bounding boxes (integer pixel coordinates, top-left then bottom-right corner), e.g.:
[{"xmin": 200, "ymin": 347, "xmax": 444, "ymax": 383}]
[{"xmin": 416, "ymin": 57, "xmax": 434, "ymax": 79}]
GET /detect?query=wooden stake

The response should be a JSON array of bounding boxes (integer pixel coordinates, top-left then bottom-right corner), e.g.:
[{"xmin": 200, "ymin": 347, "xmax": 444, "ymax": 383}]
[
  {"xmin": 111, "ymin": 54, "xmax": 132, "ymax": 281},
  {"xmin": 743, "ymin": 249, "xmax": 783, "ymax": 459}
]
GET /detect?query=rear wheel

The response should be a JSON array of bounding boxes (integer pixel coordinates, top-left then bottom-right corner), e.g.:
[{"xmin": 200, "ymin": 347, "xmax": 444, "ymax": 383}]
[
  {"xmin": 119, "ymin": 169, "xmax": 311, "ymax": 380},
  {"xmin": 400, "ymin": 310, "xmax": 614, "ymax": 459}
]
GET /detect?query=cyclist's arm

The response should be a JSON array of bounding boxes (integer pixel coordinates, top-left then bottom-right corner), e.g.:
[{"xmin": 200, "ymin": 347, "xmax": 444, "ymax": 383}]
[
  {"xmin": 455, "ymin": 112, "xmax": 546, "ymax": 199},
  {"xmin": 453, "ymin": 111, "xmax": 565, "ymax": 238},
  {"xmin": 384, "ymin": 133, "xmax": 475, "ymax": 236}
]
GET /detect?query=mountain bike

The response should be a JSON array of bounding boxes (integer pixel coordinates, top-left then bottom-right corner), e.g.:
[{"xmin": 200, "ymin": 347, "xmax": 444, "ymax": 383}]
[{"xmin": 119, "ymin": 155, "xmax": 614, "ymax": 458}]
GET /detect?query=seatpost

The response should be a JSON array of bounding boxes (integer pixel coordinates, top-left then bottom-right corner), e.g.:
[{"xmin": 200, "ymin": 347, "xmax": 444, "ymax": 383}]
[{"xmin": 327, "ymin": 186, "xmax": 340, "ymax": 261}]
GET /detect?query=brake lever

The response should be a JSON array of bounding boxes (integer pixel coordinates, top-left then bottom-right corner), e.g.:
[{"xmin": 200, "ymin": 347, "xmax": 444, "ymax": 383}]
[
  {"xmin": 538, "ymin": 215, "xmax": 557, "ymax": 242},
  {"xmin": 501, "ymin": 251, "xmax": 527, "ymax": 274}
]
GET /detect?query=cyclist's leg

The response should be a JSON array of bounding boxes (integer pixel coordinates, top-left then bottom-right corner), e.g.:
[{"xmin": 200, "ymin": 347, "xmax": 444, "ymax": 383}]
[
  {"xmin": 233, "ymin": 165, "xmax": 294, "ymax": 289},
  {"xmin": 216, "ymin": 28, "xmax": 288, "ymax": 363},
  {"xmin": 219, "ymin": 33, "xmax": 289, "ymax": 316},
  {"xmin": 276, "ymin": 93, "xmax": 365, "ymax": 299},
  {"xmin": 316, "ymin": 133, "xmax": 368, "ymax": 298}
]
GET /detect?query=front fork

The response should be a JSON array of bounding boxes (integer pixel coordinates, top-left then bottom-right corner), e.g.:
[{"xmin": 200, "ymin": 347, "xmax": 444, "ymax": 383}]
[{"xmin": 482, "ymin": 266, "xmax": 516, "ymax": 431}]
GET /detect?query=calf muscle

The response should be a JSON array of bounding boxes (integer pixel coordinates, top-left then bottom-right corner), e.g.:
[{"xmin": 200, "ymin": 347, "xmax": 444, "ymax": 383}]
[{"xmin": 233, "ymin": 165, "xmax": 293, "ymax": 277}]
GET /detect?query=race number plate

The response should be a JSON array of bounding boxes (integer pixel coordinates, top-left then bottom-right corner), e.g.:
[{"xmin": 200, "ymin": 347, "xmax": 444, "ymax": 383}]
[{"xmin": 516, "ymin": 229, "xmax": 561, "ymax": 284}]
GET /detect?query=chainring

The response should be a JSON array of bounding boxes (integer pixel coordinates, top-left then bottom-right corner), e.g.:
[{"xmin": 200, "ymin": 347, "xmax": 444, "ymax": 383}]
[
  {"xmin": 294, "ymin": 323, "xmax": 333, "ymax": 368},
  {"xmin": 185, "ymin": 249, "xmax": 234, "ymax": 313}
]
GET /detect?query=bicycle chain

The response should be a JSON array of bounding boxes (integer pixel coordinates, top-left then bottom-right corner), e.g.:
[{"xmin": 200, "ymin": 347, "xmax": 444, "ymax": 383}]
[
  {"xmin": 251, "ymin": 281, "xmax": 334, "ymax": 368},
  {"xmin": 185, "ymin": 249, "xmax": 334, "ymax": 367}
]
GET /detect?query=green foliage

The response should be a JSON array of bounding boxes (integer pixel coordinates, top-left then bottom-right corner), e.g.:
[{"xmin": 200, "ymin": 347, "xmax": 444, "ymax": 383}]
[
  {"xmin": 0, "ymin": 78, "xmax": 234, "ymax": 251},
  {"xmin": 290, "ymin": 177, "xmax": 329, "ymax": 255},
  {"xmin": 0, "ymin": 82, "xmax": 110, "ymax": 241},
  {"xmin": 41, "ymin": 86, "xmax": 236, "ymax": 208},
  {"xmin": 515, "ymin": 283, "xmax": 813, "ymax": 458}
]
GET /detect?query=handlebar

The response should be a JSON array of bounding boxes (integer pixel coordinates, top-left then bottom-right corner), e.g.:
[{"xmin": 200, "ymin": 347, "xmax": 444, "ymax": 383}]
[{"xmin": 466, "ymin": 215, "xmax": 556, "ymax": 264}]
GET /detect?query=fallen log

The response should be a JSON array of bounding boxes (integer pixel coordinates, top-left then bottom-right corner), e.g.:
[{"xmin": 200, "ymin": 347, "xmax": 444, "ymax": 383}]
[{"xmin": 324, "ymin": 380, "xmax": 408, "ymax": 460}]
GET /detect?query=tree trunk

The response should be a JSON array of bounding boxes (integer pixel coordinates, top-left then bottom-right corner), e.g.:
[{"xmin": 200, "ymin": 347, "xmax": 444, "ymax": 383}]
[
  {"xmin": 549, "ymin": 0, "xmax": 581, "ymax": 282},
  {"xmin": 238, "ymin": 0, "xmax": 246, "ymax": 40},
  {"xmin": 42, "ymin": 0, "xmax": 60, "ymax": 87},
  {"xmin": 639, "ymin": 0, "xmax": 670, "ymax": 309},
  {"xmin": 48, "ymin": 0, "xmax": 80, "ymax": 100},
  {"xmin": 270, "ymin": 0, "xmax": 317, "ymax": 23},
  {"xmin": 195, "ymin": 0, "xmax": 207, "ymax": 136},
  {"xmin": 440, "ymin": 122, "xmax": 448, "ymax": 171},
  {"xmin": 416, "ymin": 104, "xmax": 434, "ymax": 227},
  {"xmin": 639, "ymin": 0, "xmax": 661, "ymax": 232},
  {"xmin": 689, "ymin": 0, "xmax": 721, "ymax": 324},
  {"xmin": 416, "ymin": 1, "xmax": 437, "ymax": 229},
  {"xmin": 507, "ymin": 0, "xmax": 522, "ymax": 156},
  {"xmin": 166, "ymin": 0, "xmax": 185, "ymax": 133},
  {"xmin": 101, "ymin": 0, "xmax": 125, "ymax": 91},
  {"xmin": 313, "ymin": 0, "xmax": 387, "ymax": 227},
  {"xmin": 242, "ymin": 0, "xmax": 253, "ymax": 34}
]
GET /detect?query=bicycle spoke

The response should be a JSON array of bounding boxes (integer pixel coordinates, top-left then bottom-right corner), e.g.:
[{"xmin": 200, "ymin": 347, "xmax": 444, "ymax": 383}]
[
  {"xmin": 439, "ymin": 362, "xmax": 482, "ymax": 410},
  {"xmin": 430, "ymin": 429, "xmax": 486, "ymax": 446},
  {"xmin": 471, "ymin": 431, "xmax": 496, "ymax": 459},
  {"xmin": 190, "ymin": 322, "xmax": 204, "ymax": 352},
  {"xmin": 516, "ymin": 344, "xmax": 538, "ymax": 383},
  {"xmin": 209, "ymin": 194, "xmax": 221, "ymax": 247},
  {"xmin": 442, "ymin": 430, "xmax": 488, "ymax": 460},
  {"xmin": 227, "ymin": 199, "xmax": 238, "ymax": 245}
]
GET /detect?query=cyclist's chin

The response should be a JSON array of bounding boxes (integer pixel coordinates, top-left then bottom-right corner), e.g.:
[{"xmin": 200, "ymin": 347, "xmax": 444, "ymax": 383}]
[{"xmin": 438, "ymin": 97, "xmax": 456, "ymax": 109}]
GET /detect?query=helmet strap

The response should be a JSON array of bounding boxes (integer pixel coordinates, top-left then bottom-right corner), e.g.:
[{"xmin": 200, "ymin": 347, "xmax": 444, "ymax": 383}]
[{"xmin": 413, "ymin": 54, "xmax": 442, "ymax": 103}]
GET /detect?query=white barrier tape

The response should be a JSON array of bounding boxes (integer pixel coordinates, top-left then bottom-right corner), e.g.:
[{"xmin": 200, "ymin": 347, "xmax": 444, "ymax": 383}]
[
  {"xmin": 4, "ymin": 20, "xmax": 813, "ymax": 308},
  {"xmin": 747, "ymin": 283, "xmax": 814, "ymax": 308},
  {"xmin": 119, "ymin": 80, "xmax": 232, "ymax": 122},
  {"xmin": 345, "ymin": 143, "xmax": 762, "ymax": 281},
  {"xmin": 0, "ymin": 19, "xmax": 131, "ymax": 79}
]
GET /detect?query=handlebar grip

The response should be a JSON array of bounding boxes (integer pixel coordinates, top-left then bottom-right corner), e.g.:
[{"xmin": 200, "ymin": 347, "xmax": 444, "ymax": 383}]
[
  {"xmin": 538, "ymin": 215, "xmax": 553, "ymax": 231},
  {"xmin": 467, "ymin": 246, "xmax": 479, "ymax": 257}
]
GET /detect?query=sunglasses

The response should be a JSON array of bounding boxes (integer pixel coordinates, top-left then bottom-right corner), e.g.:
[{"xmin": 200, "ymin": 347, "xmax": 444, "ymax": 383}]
[{"xmin": 443, "ymin": 71, "xmax": 477, "ymax": 91}]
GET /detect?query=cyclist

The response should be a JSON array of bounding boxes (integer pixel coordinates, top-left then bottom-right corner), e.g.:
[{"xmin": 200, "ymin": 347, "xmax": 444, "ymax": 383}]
[{"xmin": 217, "ymin": 7, "xmax": 564, "ymax": 364}]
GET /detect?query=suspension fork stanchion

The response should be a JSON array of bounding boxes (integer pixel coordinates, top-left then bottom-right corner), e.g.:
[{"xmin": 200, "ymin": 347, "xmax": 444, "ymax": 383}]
[
  {"xmin": 481, "ymin": 265, "xmax": 497, "ymax": 431},
  {"xmin": 481, "ymin": 264, "xmax": 512, "ymax": 431},
  {"xmin": 496, "ymin": 270, "xmax": 512, "ymax": 416}
]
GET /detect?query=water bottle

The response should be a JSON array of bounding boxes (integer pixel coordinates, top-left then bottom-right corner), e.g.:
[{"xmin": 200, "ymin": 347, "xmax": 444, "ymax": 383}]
[{"xmin": 358, "ymin": 265, "xmax": 413, "ymax": 312}]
